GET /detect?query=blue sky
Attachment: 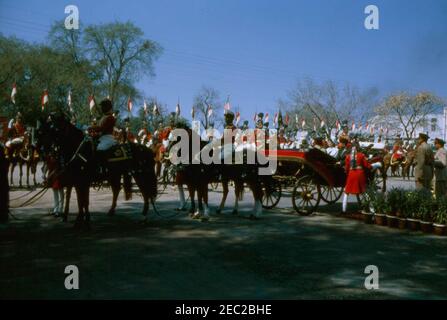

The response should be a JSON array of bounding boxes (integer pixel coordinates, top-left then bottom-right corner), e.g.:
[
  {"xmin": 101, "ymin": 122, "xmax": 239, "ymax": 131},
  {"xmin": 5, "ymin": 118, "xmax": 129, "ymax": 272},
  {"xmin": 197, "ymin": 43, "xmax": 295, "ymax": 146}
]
[{"xmin": 1, "ymin": 0, "xmax": 446, "ymax": 121}]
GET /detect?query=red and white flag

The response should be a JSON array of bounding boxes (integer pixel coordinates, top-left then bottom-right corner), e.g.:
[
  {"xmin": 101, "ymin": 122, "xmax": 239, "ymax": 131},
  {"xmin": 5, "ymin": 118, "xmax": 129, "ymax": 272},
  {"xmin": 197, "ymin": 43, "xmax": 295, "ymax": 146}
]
[
  {"xmin": 41, "ymin": 89, "xmax": 49, "ymax": 110},
  {"xmin": 207, "ymin": 105, "xmax": 213, "ymax": 118},
  {"xmin": 365, "ymin": 122, "xmax": 369, "ymax": 131},
  {"xmin": 285, "ymin": 113, "xmax": 290, "ymax": 126},
  {"xmin": 358, "ymin": 123, "xmax": 363, "ymax": 132},
  {"xmin": 153, "ymin": 104, "xmax": 159, "ymax": 115},
  {"xmin": 351, "ymin": 122, "xmax": 356, "ymax": 131},
  {"xmin": 273, "ymin": 113, "xmax": 278, "ymax": 126},
  {"xmin": 11, "ymin": 83, "xmax": 17, "ymax": 104},
  {"xmin": 67, "ymin": 90, "xmax": 73, "ymax": 112},
  {"xmin": 320, "ymin": 119, "xmax": 325, "ymax": 128},
  {"xmin": 143, "ymin": 100, "xmax": 148, "ymax": 114},
  {"xmin": 191, "ymin": 106, "xmax": 195, "ymax": 120},
  {"xmin": 235, "ymin": 111, "xmax": 240, "ymax": 125},
  {"xmin": 127, "ymin": 97, "xmax": 133, "ymax": 112},
  {"xmin": 224, "ymin": 100, "xmax": 231, "ymax": 113},
  {"xmin": 253, "ymin": 112, "xmax": 257, "ymax": 123},
  {"xmin": 264, "ymin": 113, "xmax": 269, "ymax": 123},
  {"xmin": 88, "ymin": 95, "xmax": 95, "ymax": 112},
  {"xmin": 176, "ymin": 103, "xmax": 181, "ymax": 116},
  {"xmin": 370, "ymin": 126, "xmax": 375, "ymax": 134},
  {"xmin": 301, "ymin": 118, "xmax": 306, "ymax": 128}
]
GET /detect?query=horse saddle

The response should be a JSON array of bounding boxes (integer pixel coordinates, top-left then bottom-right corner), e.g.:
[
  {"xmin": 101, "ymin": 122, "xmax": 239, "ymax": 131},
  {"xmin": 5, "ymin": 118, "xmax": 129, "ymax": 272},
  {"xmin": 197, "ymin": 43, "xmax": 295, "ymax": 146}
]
[{"xmin": 104, "ymin": 144, "xmax": 133, "ymax": 163}]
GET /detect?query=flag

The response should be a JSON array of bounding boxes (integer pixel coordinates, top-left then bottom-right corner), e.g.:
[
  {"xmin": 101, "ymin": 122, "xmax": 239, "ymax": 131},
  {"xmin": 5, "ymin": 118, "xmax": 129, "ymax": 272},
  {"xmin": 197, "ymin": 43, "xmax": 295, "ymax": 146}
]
[
  {"xmin": 284, "ymin": 113, "xmax": 290, "ymax": 126},
  {"xmin": 264, "ymin": 113, "xmax": 269, "ymax": 123},
  {"xmin": 351, "ymin": 122, "xmax": 356, "ymax": 131},
  {"xmin": 295, "ymin": 114, "xmax": 299, "ymax": 126},
  {"xmin": 191, "ymin": 106, "xmax": 195, "ymax": 120},
  {"xmin": 41, "ymin": 89, "xmax": 49, "ymax": 110},
  {"xmin": 127, "ymin": 97, "xmax": 133, "ymax": 112},
  {"xmin": 358, "ymin": 123, "xmax": 363, "ymax": 132},
  {"xmin": 143, "ymin": 100, "xmax": 148, "ymax": 114},
  {"xmin": 273, "ymin": 113, "xmax": 278, "ymax": 126},
  {"xmin": 88, "ymin": 95, "xmax": 95, "ymax": 112},
  {"xmin": 224, "ymin": 100, "xmax": 231, "ymax": 113},
  {"xmin": 335, "ymin": 120, "xmax": 340, "ymax": 131},
  {"xmin": 207, "ymin": 106, "xmax": 213, "ymax": 118},
  {"xmin": 365, "ymin": 122, "xmax": 369, "ymax": 131},
  {"xmin": 253, "ymin": 112, "xmax": 258, "ymax": 123},
  {"xmin": 11, "ymin": 83, "xmax": 17, "ymax": 104},
  {"xmin": 67, "ymin": 90, "xmax": 73, "ymax": 112},
  {"xmin": 320, "ymin": 119, "xmax": 325, "ymax": 128},
  {"xmin": 301, "ymin": 118, "xmax": 306, "ymax": 128},
  {"xmin": 153, "ymin": 104, "xmax": 159, "ymax": 115},
  {"xmin": 235, "ymin": 111, "xmax": 240, "ymax": 125},
  {"xmin": 175, "ymin": 103, "xmax": 180, "ymax": 116},
  {"xmin": 370, "ymin": 126, "xmax": 374, "ymax": 134}
]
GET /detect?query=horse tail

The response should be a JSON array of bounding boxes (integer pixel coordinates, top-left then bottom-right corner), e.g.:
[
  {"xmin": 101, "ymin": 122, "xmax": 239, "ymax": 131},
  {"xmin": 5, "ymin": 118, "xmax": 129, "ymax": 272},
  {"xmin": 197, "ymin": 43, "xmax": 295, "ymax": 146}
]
[{"xmin": 123, "ymin": 173, "xmax": 132, "ymax": 201}]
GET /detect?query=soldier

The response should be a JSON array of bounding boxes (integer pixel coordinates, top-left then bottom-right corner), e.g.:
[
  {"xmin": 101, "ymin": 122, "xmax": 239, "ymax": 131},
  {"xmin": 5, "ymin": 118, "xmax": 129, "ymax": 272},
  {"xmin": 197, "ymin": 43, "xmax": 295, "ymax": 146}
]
[
  {"xmin": 138, "ymin": 120, "xmax": 152, "ymax": 146},
  {"xmin": 414, "ymin": 133, "xmax": 434, "ymax": 191},
  {"xmin": 90, "ymin": 99, "xmax": 117, "ymax": 152},
  {"xmin": 6, "ymin": 112, "xmax": 25, "ymax": 148},
  {"xmin": 119, "ymin": 117, "xmax": 134, "ymax": 143},
  {"xmin": 312, "ymin": 136, "xmax": 327, "ymax": 153},
  {"xmin": 434, "ymin": 138, "xmax": 447, "ymax": 198},
  {"xmin": 221, "ymin": 111, "xmax": 237, "ymax": 161},
  {"xmin": 338, "ymin": 120, "xmax": 350, "ymax": 143}
]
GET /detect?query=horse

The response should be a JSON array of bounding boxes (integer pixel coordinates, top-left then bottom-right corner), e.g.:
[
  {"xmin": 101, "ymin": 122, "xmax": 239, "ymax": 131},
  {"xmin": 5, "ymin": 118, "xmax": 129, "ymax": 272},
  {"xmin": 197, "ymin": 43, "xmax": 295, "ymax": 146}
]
[
  {"xmin": 169, "ymin": 127, "xmax": 263, "ymax": 220},
  {"xmin": 21, "ymin": 131, "xmax": 40, "ymax": 188},
  {"xmin": 6, "ymin": 135, "xmax": 27, "ymax": 188},
  {"xmin": 402, "ymin": 149, "xmax": 415, "ymax": 180},
  {"xmin": 36, "ymin": 113, "xmax": 158, "ymax": 227}
]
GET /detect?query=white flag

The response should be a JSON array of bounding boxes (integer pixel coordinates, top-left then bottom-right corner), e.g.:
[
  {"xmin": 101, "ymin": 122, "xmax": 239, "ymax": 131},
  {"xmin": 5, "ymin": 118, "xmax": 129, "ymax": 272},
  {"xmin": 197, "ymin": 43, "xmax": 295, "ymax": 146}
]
[{"xmin": 11, "ymin": 83, "xmax": 17, "ymax": 104}]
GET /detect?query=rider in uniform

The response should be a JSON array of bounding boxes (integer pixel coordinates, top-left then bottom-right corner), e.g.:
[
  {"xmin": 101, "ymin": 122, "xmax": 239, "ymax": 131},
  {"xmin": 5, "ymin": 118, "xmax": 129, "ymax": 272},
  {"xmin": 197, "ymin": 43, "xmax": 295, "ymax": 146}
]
[
  {"xmin": 5, "ymin": 112, "xmax": 26, "ymax": 159},
  {"xmin": 221, "ymin": 111, "xmax": 237, "ymax": 162}
]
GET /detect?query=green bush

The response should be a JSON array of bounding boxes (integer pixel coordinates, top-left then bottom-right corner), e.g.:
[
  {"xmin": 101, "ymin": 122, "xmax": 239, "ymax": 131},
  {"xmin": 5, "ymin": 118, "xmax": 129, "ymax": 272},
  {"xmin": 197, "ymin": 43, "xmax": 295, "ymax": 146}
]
[
  {"xmin": 386, "ymin": 188, "xmax": 406, "ymax": 215},
  {"xmin": 404, "ymin": 189, "xmax": 434, "ymax": 220},
  {"xmin": 434, "ymin": 197, "xmax": 447, "ymax": 225}
]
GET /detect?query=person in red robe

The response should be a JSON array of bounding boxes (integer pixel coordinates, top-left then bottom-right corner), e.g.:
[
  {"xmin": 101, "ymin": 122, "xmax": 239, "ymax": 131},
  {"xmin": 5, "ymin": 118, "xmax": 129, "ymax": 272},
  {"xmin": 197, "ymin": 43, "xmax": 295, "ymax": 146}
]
[{"xmin": 342, "ymin": 143, "xmax": 372, "ymax": 213}]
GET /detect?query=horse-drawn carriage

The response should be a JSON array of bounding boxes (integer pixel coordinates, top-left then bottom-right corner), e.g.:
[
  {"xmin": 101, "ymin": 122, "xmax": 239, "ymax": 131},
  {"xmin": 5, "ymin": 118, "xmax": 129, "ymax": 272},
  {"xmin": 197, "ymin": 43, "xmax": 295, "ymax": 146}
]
[{"xmin": 260, "ymin": 148, "xmax": 386, "ymax": 215}]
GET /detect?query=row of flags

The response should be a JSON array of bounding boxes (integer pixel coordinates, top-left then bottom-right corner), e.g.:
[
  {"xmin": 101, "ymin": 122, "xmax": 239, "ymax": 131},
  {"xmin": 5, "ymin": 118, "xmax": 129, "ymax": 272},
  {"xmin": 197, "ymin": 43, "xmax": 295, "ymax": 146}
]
[{"xmin": 7, "ymin": 83, "xmax": 392, "ymax": 134}]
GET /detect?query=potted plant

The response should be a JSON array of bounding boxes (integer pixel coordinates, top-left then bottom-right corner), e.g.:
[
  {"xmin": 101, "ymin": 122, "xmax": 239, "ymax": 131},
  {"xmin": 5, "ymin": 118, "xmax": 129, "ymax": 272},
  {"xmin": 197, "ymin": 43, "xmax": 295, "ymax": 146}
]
[
  {"xmin": 386, "ymin": 188, "xmax": 405, "ymax": 228},
  {"xmin": 418, "ymin": 190, "xmax": 434, "ymax": 234},
  {"xmin": 433, "ymin": 197, "xmax": 447, "ymax": 236},
  {"xmin": 406, "ymin": 191, "xmax": 421, "ymax": 231},
  {"xmin": 360, "ymin": 187, "xmax": 374, "ymax": 224},
  {"xmin": 371, "ymin": 191, "xmax": 388, "ymax": 226}
]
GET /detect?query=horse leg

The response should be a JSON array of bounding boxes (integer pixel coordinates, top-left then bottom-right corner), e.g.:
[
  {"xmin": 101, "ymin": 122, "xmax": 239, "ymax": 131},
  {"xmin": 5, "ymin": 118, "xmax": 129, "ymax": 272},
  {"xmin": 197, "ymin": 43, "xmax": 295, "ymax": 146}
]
[
  {"xmin": 232, "ymin": 181, "xmax": 241, "ymax": 215},
  {"xmin": 133, "ymin": 175, "xmax": 150, "ymax": 222},
  {"xmin": 248, "ymin": 180, "xmax": 262, "ymax": 219},
  {"xmin": 10, "ymin": 163, "xmax": 14, "ymax": 186},
  {"xmin": 83, "ymin": 186, "xmax": 91, "ymax": 228},
  {"xmin": 188, "ymin": 184, "xmax": 198, "ymax": 217},
  {"xmin": 199, "ymin": 183, "xmax": 210, "ymax": 221},
  {"xmin": 108, "ymin": 175, "xmax": 121, "ymax": 216},
  {"xmin": 216, "ymin": 178, "xmax": 229, "ymax": 214},
  {"xmin": 18, "ymin": 163, "xmax": 23, "ymax": 188},
  {"xmin": 74, "ymin": 186, "xmax": 85, "ymax": 228},
  {"xmin": 63, "ymin": 186, "xmax": 72, "ymax": 222}
]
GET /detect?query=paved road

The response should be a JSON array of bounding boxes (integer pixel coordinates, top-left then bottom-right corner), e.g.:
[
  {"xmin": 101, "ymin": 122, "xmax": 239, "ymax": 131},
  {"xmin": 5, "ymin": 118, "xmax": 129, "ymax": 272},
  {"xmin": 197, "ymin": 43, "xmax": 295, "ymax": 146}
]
[{"xmin": 1, "ymin": 169, "xmax": 447, "ymax": 299}]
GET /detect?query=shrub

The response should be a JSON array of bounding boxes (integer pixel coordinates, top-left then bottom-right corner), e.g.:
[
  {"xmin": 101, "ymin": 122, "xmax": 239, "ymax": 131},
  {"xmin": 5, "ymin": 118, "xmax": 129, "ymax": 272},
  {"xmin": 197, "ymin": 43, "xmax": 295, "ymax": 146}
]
[{"xmin": 434, "ymin": 197, "xmax": 447, "ymax": 225}]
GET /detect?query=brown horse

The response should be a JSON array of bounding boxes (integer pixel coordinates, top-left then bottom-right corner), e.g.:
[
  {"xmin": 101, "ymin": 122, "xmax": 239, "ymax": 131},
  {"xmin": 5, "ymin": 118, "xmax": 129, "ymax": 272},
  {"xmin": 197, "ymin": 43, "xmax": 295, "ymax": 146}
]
[
  {"xmin": 36, "ymin": 113, "xmax": 158, "ymax": 227},
  {"xmin": 6, "ymin": 137, "xmax": 26, "ymax": 188}
]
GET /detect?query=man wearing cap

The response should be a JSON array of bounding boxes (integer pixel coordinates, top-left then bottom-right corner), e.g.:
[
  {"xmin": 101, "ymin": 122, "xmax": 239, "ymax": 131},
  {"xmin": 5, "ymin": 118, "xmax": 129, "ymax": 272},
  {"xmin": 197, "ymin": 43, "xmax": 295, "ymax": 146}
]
[
  {"xmin": 434, "ymin": 138, "xmax": 447, "ymax": 198},
  {"xmin": 414, "ymin": 133, "xmax": 434, "ymax": 191}
]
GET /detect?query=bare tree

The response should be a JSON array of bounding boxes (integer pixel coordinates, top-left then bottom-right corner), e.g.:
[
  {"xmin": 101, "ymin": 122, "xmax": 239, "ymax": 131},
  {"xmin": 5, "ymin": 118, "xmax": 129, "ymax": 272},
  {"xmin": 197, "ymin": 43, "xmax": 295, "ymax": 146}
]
[
  {"xmin": 284, "ymin": 77, "xmax": 378, "ymax": 138},
  {"xmin": 192, "ymin": 86, "xmax": 223, "ymax": 129},
  {"xmin": 375, "ymin": 92, "xmax": 444, "ymax": 139}
]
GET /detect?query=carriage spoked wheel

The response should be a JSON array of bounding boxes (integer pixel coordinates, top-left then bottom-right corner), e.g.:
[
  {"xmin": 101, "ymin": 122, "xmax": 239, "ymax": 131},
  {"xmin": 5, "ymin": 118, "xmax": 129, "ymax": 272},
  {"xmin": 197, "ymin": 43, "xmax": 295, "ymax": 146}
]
[
  {"xmin": 320, "ymin": 185, "xmax": 344, "ymax": 204},
  {"xmin": 292, "ymin": 175, "xmax": 321, "ymax": 216},
  {"xmin": 261, "ymin": 178, "xmax": 282, "ymax": 209}
]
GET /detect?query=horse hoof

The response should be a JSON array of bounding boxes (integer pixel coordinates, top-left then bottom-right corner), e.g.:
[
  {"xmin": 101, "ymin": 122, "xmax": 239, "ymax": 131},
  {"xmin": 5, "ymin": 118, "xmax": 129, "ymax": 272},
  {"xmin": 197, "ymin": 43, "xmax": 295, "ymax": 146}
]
[
  {"xmin": 232, "ymin": 209, "xmax": 239, "ymax": 215},
  {"xmin": 107, "ymin": 210, "xmax": 115, "ymax": 216},
  {"xmin": 192, "ymin": 212, "xmax": 201, "ymax": 219}
]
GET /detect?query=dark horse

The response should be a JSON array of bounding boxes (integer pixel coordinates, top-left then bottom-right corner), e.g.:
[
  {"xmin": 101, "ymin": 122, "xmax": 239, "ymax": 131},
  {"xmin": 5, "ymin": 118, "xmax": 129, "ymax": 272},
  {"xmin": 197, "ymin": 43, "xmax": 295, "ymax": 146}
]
[
  {"xmin": 36, "ymin": 113, "xmax": 157, "ymax": 226},
  {"xmin": 169, "ymin": 126, "xmax": 263, "ymax": 220}
]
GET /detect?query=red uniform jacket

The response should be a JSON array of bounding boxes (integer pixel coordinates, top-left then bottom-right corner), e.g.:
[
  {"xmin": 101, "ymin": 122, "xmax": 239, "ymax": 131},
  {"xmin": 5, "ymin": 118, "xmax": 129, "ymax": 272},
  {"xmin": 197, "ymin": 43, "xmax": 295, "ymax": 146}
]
[{"xmin": 344, "ymin": 152, "xmax": 371, "ymax": 194}]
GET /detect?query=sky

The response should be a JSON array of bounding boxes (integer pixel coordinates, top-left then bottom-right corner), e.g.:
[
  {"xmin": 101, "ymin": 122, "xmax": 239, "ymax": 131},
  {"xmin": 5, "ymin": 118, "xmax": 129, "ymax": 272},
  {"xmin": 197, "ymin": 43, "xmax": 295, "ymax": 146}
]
[{"xmin": 0, "ymin": 0, "xmax": 446, "ymax": 122}]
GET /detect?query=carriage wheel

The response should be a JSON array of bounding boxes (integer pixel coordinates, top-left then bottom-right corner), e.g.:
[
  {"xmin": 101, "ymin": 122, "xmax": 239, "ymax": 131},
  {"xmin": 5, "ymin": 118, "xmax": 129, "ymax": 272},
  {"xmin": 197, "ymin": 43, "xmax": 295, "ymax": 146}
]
[
  {"xmin": 320, "ymin": 185, "xmax": 343, "ymax": 204},
  {"xmin": 261, "ymin": 178, "xmax": 282, "ymax": 209},
  {"xmin": 292, "ymin": 176, "xmax": 321, "ymax": 216}
]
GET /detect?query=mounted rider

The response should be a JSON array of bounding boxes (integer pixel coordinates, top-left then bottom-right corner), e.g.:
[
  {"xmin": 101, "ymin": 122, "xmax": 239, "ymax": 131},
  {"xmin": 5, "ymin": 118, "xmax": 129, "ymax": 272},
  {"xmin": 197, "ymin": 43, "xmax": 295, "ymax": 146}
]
[
  {"xmin": 392, "ymin": 134, "xmax": 404, "ymax": 161},
  {"xmin": 138, "ymin": 120, "xmax": 152, "ymax": 146},
  {"xmin": 89, "ymin": 99, "xmax": 117, "ymax": 152},
  {"xmin": 5, "ymin": 112, "xmax": 26, "ymax": 159}
]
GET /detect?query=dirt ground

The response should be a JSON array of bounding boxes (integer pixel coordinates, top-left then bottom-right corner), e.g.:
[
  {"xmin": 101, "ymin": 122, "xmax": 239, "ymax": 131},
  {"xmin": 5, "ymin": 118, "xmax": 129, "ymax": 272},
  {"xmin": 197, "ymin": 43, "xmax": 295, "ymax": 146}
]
[{"xmin": 1, "ymin": 174, "xmax": 447, "ymax": 299}]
